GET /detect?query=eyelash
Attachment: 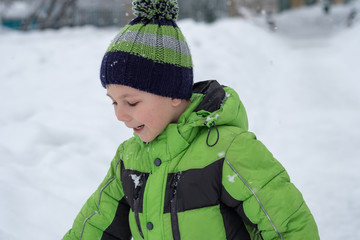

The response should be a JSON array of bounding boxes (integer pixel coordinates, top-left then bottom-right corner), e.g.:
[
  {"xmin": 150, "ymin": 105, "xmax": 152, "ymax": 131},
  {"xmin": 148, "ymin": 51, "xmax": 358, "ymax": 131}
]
[
  {"xmin": 128, "ymin": 102, "xmax": 138, "ymax": 107},
  {"xmin": 112, "ymin": 101, "xmax": 138, "ymax": 107}
]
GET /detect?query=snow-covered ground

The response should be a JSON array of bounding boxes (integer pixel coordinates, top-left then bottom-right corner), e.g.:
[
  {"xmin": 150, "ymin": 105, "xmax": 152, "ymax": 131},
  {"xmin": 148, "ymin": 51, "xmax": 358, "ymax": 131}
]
[{"xmin": 1, "ymin": 3, "xmax": 359, "ymax": 239}]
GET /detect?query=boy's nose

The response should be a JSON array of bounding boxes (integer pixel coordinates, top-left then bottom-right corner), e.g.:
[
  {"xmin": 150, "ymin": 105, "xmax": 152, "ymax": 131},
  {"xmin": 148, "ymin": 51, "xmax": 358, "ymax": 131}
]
[{"xmin": 115, "ymin": 108, "xmax": 131, "ymax": 122}]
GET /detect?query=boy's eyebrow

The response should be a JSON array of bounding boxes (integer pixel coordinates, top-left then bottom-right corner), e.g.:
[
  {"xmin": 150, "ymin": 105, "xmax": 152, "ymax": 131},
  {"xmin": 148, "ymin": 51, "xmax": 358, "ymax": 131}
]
[{"xmin": 106, "ymin": 93, "xmax": 132, "ymax": 99}]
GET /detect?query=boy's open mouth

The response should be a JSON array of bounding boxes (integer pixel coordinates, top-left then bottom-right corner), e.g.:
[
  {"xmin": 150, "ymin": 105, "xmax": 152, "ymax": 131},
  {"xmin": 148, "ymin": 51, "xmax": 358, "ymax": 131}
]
[{"xmin": 133, "ymin": 125, "xmax": 144, "ymax": 133}]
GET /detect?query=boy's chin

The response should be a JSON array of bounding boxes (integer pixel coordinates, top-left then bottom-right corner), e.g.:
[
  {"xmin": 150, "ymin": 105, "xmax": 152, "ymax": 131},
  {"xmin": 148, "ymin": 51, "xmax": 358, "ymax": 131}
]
[
  {"xmin": 135, "ymin": 128, "xmax": 164, "ymax": 143},
  {"xmin": 138, "ymin": 134, "xmax": 156, "ymax": 143}
]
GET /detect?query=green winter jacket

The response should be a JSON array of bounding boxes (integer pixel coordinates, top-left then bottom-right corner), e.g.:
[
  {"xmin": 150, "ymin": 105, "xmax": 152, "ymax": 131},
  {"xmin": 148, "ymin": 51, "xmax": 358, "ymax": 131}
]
[{"xmin": 63, "ymin": 80, "xmax": 319, "ymax": 240}]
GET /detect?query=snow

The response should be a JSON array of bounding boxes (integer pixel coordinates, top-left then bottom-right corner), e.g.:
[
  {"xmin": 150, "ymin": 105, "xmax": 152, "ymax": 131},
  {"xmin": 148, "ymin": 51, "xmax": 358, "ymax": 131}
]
[
  {"xmin": 131, "ymin": 174, "xmax": 141, "ymax": 188},
  {"xmin": 227, "ymin": 174, "xmax": 237, "ymax": 183},
  {"xmin": 217, "ymin": 151, "xmax": 225, "ymax": 158},
  {"xmin": 1, "ymin": 3, "xmax": 360, "ymax": 239}
]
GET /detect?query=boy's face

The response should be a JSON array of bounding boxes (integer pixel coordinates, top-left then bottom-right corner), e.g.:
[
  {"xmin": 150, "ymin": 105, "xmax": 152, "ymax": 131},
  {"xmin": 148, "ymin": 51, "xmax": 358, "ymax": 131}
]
[{"xmin": 106, "ymin": 84, "xmax": 182, "ymax": 143}]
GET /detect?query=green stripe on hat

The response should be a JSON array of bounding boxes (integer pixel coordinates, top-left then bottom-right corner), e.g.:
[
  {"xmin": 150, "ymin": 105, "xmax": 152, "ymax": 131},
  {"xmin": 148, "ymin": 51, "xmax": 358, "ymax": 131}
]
[
  {"xmin": 107, "ymin": 41, "xmax": 192, "ymax": 68},
  {"xmin": 109, "ymin": 30, "xmax": 190, "ymax": 56}
]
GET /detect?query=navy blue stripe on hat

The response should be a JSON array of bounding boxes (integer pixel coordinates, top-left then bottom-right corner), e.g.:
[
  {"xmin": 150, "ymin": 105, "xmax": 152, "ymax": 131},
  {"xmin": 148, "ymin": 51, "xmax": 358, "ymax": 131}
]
[
  {"xmin": 100, "ymin": 51, "xmax": 193, "ymax": 99},
  {"xmin": 129, "ymin": 17, "xmax": 179, "ymax": 27}
]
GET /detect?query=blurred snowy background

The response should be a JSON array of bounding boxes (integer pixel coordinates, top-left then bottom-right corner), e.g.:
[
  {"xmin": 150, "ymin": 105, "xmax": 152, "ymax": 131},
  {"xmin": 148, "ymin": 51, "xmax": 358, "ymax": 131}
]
[{"xmin": 1, "ymin": 0, "xmax": 360, "ymax": 239}]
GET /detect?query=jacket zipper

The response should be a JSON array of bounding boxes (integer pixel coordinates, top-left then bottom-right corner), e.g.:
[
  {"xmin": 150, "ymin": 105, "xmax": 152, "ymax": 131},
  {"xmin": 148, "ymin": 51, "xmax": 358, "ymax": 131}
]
[
  {"xmin": 134, "ymin": 173, "xmax": 145, "ymax": 239},
  {"xmin": 170, "ymin": 172, "xmax": 182, "ymax": 240}
]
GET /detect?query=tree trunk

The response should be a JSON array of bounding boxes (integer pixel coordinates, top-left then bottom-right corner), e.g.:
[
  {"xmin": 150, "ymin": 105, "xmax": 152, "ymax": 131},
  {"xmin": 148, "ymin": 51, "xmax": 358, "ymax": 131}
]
[{"xmin": 229, "ymin": 0, "xmax": 238, "ymax": 17}]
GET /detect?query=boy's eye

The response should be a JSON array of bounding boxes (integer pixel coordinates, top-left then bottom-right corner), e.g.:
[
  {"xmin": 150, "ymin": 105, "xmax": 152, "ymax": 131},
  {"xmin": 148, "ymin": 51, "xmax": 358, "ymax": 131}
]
[
  {"xmin": 128, "ymin": 102, "xmax": 139, "ymax": 107},
  {"xmin": 112, "ymin": 101, "xmax": 117, "ymax": 106}
]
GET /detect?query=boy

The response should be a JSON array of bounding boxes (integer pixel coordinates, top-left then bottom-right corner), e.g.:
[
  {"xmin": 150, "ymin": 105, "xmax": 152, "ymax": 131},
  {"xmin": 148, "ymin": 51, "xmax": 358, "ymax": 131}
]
[{"xmin": 63, "ymin": 0, "xmax": 319, "ymax": 239}]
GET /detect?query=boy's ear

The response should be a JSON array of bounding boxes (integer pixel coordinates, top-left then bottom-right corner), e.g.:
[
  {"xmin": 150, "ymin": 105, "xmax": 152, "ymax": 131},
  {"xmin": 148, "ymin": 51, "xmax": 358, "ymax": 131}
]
[{"xmin": 171, "ymin": 98, "xmax": 182, "ymax": 107}]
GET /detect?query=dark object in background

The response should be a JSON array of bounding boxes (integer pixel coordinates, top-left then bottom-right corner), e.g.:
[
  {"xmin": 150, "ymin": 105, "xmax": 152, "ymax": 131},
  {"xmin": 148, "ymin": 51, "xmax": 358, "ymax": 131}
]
[{"xmin": 347, "ymin": 8, "xmax": 357, "ymax": 27}]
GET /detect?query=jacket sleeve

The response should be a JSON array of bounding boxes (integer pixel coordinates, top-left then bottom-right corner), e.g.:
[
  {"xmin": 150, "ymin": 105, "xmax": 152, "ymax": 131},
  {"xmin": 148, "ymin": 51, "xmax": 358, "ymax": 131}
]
[
  {"xmin": 222, "ymin": 131, "xmax": 319, "ymax": 239},
  {"xmin": 63, "ymin": 145, "xmax": 131, "ymax": 240}
]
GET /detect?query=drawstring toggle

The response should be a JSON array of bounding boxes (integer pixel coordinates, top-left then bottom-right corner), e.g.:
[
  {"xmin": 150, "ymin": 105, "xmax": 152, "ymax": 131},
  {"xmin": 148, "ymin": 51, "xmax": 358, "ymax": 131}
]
[{"xmin": 204, "ymin": 117, "xmax": 219, "ymax": 147}]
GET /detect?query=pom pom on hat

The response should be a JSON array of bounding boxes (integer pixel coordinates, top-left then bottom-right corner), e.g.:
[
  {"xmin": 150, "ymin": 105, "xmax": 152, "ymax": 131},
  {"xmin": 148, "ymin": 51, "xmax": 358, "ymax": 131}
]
[{"xmin": 132, "ymin": 0, "xmax": 179, "ymax": 21}]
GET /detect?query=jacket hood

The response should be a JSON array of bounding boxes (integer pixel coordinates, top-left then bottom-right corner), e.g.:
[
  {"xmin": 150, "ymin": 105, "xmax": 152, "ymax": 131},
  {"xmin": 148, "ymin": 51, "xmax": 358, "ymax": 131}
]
[{"xmin": 174, "ymin": 80, "xmax": 249, "ymax": 144}]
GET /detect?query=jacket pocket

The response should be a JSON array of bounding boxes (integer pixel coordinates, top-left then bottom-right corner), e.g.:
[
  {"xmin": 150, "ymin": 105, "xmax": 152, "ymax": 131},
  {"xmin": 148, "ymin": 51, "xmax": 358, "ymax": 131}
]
[{"xmin": 170, "ymin": 172, "xmax": 182, "ymax": 240}]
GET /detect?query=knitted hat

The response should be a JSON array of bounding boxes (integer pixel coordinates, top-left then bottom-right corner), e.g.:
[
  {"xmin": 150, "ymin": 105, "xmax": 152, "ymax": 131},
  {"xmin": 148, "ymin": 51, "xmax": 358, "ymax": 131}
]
[{"xmin": 100, "ymin": 0, "xmax": 193, "ymax": 99}]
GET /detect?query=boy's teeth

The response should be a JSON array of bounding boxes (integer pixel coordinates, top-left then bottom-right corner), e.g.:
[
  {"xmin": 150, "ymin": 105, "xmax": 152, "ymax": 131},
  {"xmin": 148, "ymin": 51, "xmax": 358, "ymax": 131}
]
[{"xmin": 136, "ymin": 125, "xmax": 144, "ymax": 129}]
